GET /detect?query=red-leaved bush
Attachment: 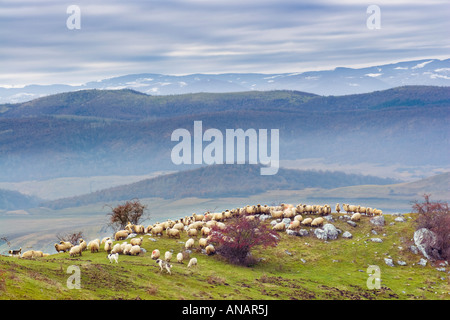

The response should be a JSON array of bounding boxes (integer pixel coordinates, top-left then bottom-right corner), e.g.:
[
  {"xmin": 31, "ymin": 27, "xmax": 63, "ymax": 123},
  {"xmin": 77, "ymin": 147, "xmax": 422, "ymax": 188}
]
[
  {"xmin": 412, "ymin": 194, "xmax": 450, "ymax": 260},
  {"xmin": 209, "ymin": 216, "xmax": 280, "ymax": 266}
]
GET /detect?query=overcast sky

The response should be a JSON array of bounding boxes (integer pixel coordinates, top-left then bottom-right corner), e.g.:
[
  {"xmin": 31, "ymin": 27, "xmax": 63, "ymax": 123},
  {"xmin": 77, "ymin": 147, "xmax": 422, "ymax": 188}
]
[{"xmin": 0, "ymin": 0, "xmax": 449, "ymax": 86}]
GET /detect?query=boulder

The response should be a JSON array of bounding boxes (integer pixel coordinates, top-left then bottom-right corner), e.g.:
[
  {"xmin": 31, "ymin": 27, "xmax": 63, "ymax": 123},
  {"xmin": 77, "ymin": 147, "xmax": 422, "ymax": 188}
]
[
  {"xmin": 417, "ymin": 258, "xmax": 427, "ymax": 266},
  {"xmin": 394, "ymin": 217, "xmax": 406, "ymax": 222},
  {"xmin": 384, "ymin": 258, "xmax": 395, "ymax": 267},
  {"xmin": 370, "ymin": 238, "xmax": 383, "ymax": 243},
  {"xmin": 298, "ymin": 229, "xmax": 309, "ymax": 237},
  {"xmin": 347, "ymin": 220, "xmax": 357, "ymax": 227},
  {"xmin": 342, "ymin": 231, "xmax": 353, "ymax": 239},
  {"xmin": 370, "ymin": 215, "xmax": 385, "ymax": 226},
  {"xmin": 314, "ymin": 223, "xmax": 339, "ymax": 241},
  {"xmin": 414, "ymin": 228, "xmax": 440, "ymax": 260}
]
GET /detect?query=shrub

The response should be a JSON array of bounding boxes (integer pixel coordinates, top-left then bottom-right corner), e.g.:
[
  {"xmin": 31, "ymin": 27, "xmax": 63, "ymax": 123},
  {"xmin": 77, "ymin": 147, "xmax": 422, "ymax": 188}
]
[
  {"xmin": 412, "ymin": 194, "xmax": 450, "ymax": 260},
  {"xmin": 210, "ymin": 216, "xmax": 279, "ymax": 266},
  {"xmin": 106, "ymin": 199, "xmax": 149, "ymax": 231}
]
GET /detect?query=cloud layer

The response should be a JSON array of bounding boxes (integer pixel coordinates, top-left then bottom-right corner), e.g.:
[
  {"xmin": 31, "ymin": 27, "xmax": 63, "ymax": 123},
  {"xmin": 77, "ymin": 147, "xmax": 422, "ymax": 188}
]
[{"xmin": 0, "ymin": 0, "xmax": 449, "ymax": 85}]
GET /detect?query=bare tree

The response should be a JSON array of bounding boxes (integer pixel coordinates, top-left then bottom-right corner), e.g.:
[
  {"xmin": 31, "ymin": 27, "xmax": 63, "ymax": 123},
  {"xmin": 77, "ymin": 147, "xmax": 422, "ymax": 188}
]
[{"xmin": 106, "ymin": 199, "xmax": 149, "ymax": 232}]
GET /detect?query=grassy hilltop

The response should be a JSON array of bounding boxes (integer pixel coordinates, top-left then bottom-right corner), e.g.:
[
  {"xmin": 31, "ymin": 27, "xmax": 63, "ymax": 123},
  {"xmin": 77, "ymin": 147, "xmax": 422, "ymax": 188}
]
[{"xmin": 0, "ymin": 212, "xmax": 448, "ymax": 300}]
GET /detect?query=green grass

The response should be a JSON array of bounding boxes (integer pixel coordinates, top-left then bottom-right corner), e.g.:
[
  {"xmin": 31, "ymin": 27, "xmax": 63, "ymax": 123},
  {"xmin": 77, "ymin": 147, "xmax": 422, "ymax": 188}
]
[{"xmin": 0, "ymin": 213, "xmax": 449, "ymax": 300}]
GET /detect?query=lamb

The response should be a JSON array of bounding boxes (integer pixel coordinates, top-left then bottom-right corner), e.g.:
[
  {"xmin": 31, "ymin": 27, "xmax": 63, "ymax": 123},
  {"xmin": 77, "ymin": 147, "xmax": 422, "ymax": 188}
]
[
  {"xmin": 187, "ymin": 257, "xmax": 198, "ymax": 268},
  {"xmin": 311, "ymin": 217, "xmax": 324, "ymax": 227},
  {"xmin": 114, "ymin": 230, "xmax": 129, "ymax": 241},
  {"xmin": 69, "ymin": 245, "xmax": 83, "ymax": 257},
  {"xmin": 205, "ymin": 244, "xmax": 215, "ymax": 255},
  {"xmin": 54, "ymin": 241, "xmax": 73, "ymax": 253},
  {"xmin": 155, "ymin": 259, "xmax": 173, "ymax": 274},
  {"xmin": 130, "ymin": 236, "xmax": 143, "ymax": 246},
  {"xmin": 108, "ymin": 253, "xmax": 119, "ymax": 264},
  {"xmin": 185, "ymin": 238, "xmax": 195, "ymax": 250},
  {"xmin": 104, "ymin": 239, "xmax": 113, "ymax": 253},
  {"xmin": 177, "ymin": 252, "xmax": 184, "ymax": 263},
  {"xmin": 335, "ymin": 203, "xmax": 341, "ymax": 214},
  {"xmin": 129, "ymin": 245, "xmax": 141, "ymax": 256},
  {"xmin": 165, "ymin": 251, "xmax": 173, "ymax": 262},
  {"xmin": 272, "ymin": 222, "xmax": 286, "ymax": 231},
  {"xmin": 351, "ymin": 212, "xmax": 361, "ymax": 222},
  {"xmin": 301, "ymin": 218, "xmax": 313, "ymax": 226},
  {"xmin": 151, "ymin": 249, "xmax": 160, "ymax": 260},
  {"xmin": 166, "ymin": 228, "xmax": 181, "ymax": 239},
  {"xmin": 198, "ymin": 238, "xmax": 208, "ymax": 248}
]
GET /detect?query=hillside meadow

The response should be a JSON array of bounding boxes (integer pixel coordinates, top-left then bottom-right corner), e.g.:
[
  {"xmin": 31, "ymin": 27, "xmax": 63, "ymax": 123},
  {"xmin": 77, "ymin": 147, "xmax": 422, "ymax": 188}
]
[{"xmin": 0, "ymin": 212, "xmax": 448, "ymax": 300}]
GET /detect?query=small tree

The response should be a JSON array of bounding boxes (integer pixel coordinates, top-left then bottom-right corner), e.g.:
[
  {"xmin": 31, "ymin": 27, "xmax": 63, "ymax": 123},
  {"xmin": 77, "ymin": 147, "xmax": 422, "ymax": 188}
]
[
  {"xmin": 412, "ymin": 194, "xmax": 450, "ymax": 260},
  {"xmin": 56, "ymin": 231, "xmax": 83, "ymax": 245},
  {"xmin": 106, "ymin": 199, "xmax": 149, "ymax": 232},
  {"xmin": 210, "ymin": 216, "xmax": 279, "ymax": 266}
]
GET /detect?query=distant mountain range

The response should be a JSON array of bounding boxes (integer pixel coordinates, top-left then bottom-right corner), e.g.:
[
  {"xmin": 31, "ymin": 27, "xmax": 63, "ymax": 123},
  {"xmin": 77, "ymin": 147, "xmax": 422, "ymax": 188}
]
[
  {"xmin": 1, "ymin": 58, "xmax": 449, "ymax": 103},
  {"xmin": 0, "ymin": 86, "xmax": 449, "ymax": 182}
]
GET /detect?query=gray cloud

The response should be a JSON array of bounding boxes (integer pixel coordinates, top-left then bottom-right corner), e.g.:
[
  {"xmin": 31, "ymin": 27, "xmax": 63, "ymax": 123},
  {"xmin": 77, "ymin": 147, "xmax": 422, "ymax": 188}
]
[{"xmin": 0, "ymin": 0, "xmax": 448, "ymax": 86}]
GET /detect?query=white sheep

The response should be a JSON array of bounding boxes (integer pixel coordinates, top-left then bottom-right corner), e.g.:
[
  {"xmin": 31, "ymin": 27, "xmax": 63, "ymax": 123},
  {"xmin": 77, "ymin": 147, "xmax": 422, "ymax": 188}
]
[
  {"xmin": 89, "ymin": 240, "xmax": 100, "ymax": 253},
  {"xmin": 79, "ymin": 239, "xmax": 87, "ymax": 251},
  {"xmin": 198, "ymin": 238, "xmax": 208, "ymax": 248},
  {"xmin": 311, "ymin": 217, "xmax": 324, "ymax": 227},
  {"xmin": 54, "ymin": 241, "xmax": 73, "ymax": 253},
  {"xmin": 177, "ymin": 252, "xmax": 184, "ymax": 263},
  {"xmin": 69, "ymin": 245, "xmax": 82, "ymax": 257},
  {"xmin": 111, "ymin": 243, "xmax": 123, "ymax": 254},
  {"xmin": 301, "ymin": 217, "xmax": 313, "ymax": 226},
  {"xmin": 130, "ymin": 236, "xmax": 143, "ymax": 246},
  {"xmin": 335, "ymin": 203, "xmax": 341, "ymax": 214},
  {"xmin": 185, "ymin": 238, "xmax": 195, "ymax": 250},
  {"xmin": 104, "ymin": 239, "xmax": 113, "ymax": 253},
  {"xmin": 351, "ymin": 212, "xmax": 361, "ymax": 222},
  {"xmin": 205, "ymin": 244, "xmax": 215, "ymax": 255},
  {"xmin": 165, "ymin": 251, "xmax": 173, "ymax": 262},
  {"xmin": 187, "ymin": 257, "xmax": 198, "ymax": 268},
  {"xmin": 187, "ymin": 228, "xmax": 198, "ymax": 237},
  {"xmin": 166, "ymin": 228, "xmax": 181, "ymax": 239},
  {"xmin": 287, "ymin": 220, "xmax": 301, "ymax": 230},
  {"xmin": 114, "ymin": 230, "xmax": 129, "ymax": 241},
  {"xmin": 129, "ymin": 245, "xmax": 141, "ymax": 256},
  {"xmin": 151, "ymin": 249, "xmax": 160, "ymax": 260},
  {"xmin": 272, "ymin": 222, "xmax": 285, "ymax": 231}
]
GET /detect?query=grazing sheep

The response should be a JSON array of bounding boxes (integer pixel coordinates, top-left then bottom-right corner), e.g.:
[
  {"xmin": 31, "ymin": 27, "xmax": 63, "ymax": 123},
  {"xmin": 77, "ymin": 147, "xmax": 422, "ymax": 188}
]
[
  {"xmin": 201, "ymin": 227, "xmax": 211, "ymax": 237},
  {"xmin": 351, "ymin": 212, "xmax": 361, "ymax": 222},
  {"xmin": 134, "ymin": 225, "xmax": 145, "ymax": 234},
  {"xmin": 185, "ymin": 238, "xmax": 195, "ymax": 250},
  {"xmin": 69, "ymin": 245, "xmax": 83, "ymax": 257},
  {"xmin": 101, "ymin": 237, "xmax": 111, "ymax": 245},
  {"xmin": 373, "ymin": 209, "xmax": 383, "ymax": 216},
  {"xmin": 272, "ymin": 222, "xmax": 286, "ymax": 231},
  {"xmin": 166, "ymin": 228, "xmax": 181, "ymax": 239},
  {"xmin": 151, "ymin": 249, "xmax": 160, "ymax": 260},
  {"xmin": 21, "ymin": 250, "xmax": 35, "ymax": 259},
  {"xmin": 165, "ymin": 251, "xmax": 173, "ymax": 262},
  {"xmin": 130, "ymin": 236, "xmax": 143, "ymax": 246},
  {"xmin": 54, "ymin": 241, "xmax": 73, "ymax": 253},
  {"xmin": 271, "ymin": 210, "xmax": 283, "ymax": 219},
  {"xmin": 122, "ymin": 243, "xmax": 133, "ymax": 255},
  {"xmin": 108, "ymin": 253, "xmax": 119, "ymax": 264},
  {"xmin": 104, "ymin": 239, "xmax": 113, "ymax": 253},
  {"xmin": 129, "ymin": 245, "xmax": 141, "ymax": 256},
  {"xmin": 205, "ymin": 244, "xmax": 215, "ymax": 255},
  {"xmin": 311, "ymin": 217, "xmax": 324, "ymax": 227},
  {"xmin": 155, "ymin": 259, "xmax": 173, "ymax": 274},
  {"xmin": 172, "ymin": 222, "xmax": 184, "ymax": 231},
  {"xmin": 187, "ymin": 257, "xmax": 198, "ymax": 268},
  {"xmin": 335, "ymin": 203, "xmax": 341, "ymax": 214},
  {"xmin": 198, "ymin": 238, "xmax": 208, "ymax": 248},
  {"xmin": 177, "ymin": 252, "xmax": 184, "ymax": 263},
  {"xmin": 187, "ymin": 228, "xmax": 198, "ymax": 237},
  {"xmin": 111, "ymin": 243, "xmax": 123, "ymax": 254},
  {"xmin": 294, "ymin": 215, "xmax": 303, "ymax": 222},
  {"xmin": 287, "ymin": 220, "xmax": 301, "ymax": 230},
  {"xmin": 151, "ymin": 225, "xmax": 164, "ymax": 236},
  {"xmin": 89, "ymin": 240, "xmax": 100, "ymax": 253},
  {"xmin": 358, "ymin": 206, "xmax": 367, "ymax": 215},
  {"xmin": 144, "ymin": 225, "xmax": 153, "ymax": 234},
  {"xmin": 301, "ymin": 218, "xmax": 313, "ymax": 226},
  {"xmin": 115, "ymin": 230, "xmax": 129, "ymax": 241},
  {"xmin": 79, "ymin": 239, "xmax": 87, "ymax": 251}
]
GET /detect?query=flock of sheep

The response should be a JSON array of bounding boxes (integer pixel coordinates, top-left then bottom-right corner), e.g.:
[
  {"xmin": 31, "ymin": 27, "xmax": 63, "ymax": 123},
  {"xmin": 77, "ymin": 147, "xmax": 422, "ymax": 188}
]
[{"xmin": 9, "ymin": 201, "xmax": 382, "ymax": 274}]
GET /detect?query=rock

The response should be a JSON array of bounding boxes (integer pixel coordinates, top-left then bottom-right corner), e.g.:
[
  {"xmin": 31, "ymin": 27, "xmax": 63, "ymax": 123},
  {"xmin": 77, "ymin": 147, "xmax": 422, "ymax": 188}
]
[
  {"xmin": 286, "ymin": 230, "xmax": 299, "ymax": 236},
  {"xmin": 259, "ymin": 214, "xmax": 271, "ymax": 221},
  {"xmin": 314, "ymin": 223, "xmax": 339, "ymax": 241},
  {"xmin": 300, "ymin": 258, "xmax": 307, "ymax": 263},
  {"xmin": 270, "ymin": 220, "xmax": 278, "ymax": 226},
  {"xmin": 418, "ymin": 258, "xmax": 428, "ymax": 266},
  {"xmin": 410, "ymin": 245, "xmax": 419, "ymax": 254},
  {"xmin": 414, "ymin": 228, "xmax": 440, "ymax": 260},
  {"xmin": 282, "ymin": 218, "xmax": 291, "ymax": 225},
  {"xmin": 397, "ymin": 260, "xmax": 407, "ymax": 266},
  {"xmin": 384, "ymin": 258, "xmax": 395, "ymax": 267},
  {"xmin": 126, "ymin": 233, "xmax": 137, "ymax": 239},
  {"xmin": 298, "ymin": 229, "xmax": 309, "ymax": 237},
  {"xmin": 347, "ymin": 220, "xmax": 357, "ymax": 227},
  {"xmin": 436, "ymin": 267, "xmax": 446, "ymax": 272},
  {"xmin": 394, "ymin": 217, "xmax": 406, "ymax": 222},
  {"xmin": 323, "ymin": 215, "xmax": 335, "ymax": 222},
  {"xmin": 342, "ymin": 231, "xmax": 353, "ymax": 239},
  {"xmin": 284, "ymin": 250, "xmax": 292, "ymax": 256},
  {"xmin": 370, "ymin": 238, "xmax": 383, "ymax": 243},
  {"xmin": 370, "ymin": 215, "xmax": 385, "ymax": 226},
  {"xmin": 371, "ymin": 229, "xmax": 378, "ymax": 235}
]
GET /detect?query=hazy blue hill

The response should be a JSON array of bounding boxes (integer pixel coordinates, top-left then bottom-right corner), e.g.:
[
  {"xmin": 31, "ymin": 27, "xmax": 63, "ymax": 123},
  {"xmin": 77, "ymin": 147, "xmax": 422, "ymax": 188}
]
[
  {"xmin": 0, "ymin": 189, "xmax": 41, "ymax": 210},
  {"xmin": 42, "ymin": 164, "xmax": 399, "ymax": 209}
]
